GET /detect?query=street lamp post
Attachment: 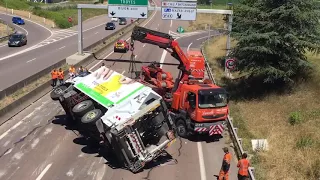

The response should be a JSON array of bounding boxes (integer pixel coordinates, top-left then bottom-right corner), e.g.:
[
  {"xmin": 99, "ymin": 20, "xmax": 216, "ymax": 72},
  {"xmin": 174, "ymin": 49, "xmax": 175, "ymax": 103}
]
[
  {"xmin": 5, "ymin": 0, "xmax": 9, "ymax": 36},
  {"xmin": 207, "ymin": 0, "xmax": 212, "ymax": 45}
]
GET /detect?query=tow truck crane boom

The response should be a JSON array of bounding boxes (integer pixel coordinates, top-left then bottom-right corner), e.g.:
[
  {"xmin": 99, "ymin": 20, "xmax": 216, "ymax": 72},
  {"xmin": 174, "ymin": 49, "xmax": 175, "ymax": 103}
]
[{"xmin": 130, "ymin": 26, "xmax": 191, "ymax": 91}]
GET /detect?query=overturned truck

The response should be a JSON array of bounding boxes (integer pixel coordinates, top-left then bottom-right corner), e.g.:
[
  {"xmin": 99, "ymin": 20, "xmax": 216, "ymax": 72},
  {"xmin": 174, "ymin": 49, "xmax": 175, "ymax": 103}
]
[{"xmin": 50, "ymin": 66, "xmax": 177, "ymax": 173}]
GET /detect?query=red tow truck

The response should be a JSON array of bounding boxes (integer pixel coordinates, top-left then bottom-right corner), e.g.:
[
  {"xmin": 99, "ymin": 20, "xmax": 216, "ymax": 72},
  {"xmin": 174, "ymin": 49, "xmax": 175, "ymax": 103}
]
[{"xmin": 130, "ymin": 26, "xmax": 230, "ymax": 137}]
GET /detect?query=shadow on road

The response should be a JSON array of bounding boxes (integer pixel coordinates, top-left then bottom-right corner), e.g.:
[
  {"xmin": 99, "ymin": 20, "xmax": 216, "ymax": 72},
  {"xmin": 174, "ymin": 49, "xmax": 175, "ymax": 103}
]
[
  {"xmin": 52, "ymin": 114, "xmax": 177, "ymax": 172},
  {"xmin": 187, "ymin": 134, "xmax": 223, "ymax": 143}
]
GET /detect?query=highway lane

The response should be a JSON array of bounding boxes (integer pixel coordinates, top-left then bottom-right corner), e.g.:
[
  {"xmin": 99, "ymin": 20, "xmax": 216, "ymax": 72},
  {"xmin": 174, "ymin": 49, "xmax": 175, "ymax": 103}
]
[
  {"xmin": 0, "ymin": 13, "xmax": 52, "ymax": 56},
  {"xmin": 0, "ymin": 8, "xmax": 238, "ymax": 180},
  {"xmin": 0, "ymin": 15, "xmax": 131, "ymax": 90}
]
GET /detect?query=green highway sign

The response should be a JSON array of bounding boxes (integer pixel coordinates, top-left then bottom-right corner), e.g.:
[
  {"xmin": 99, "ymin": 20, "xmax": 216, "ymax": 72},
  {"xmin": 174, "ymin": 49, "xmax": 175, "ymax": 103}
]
[
  {"xmin": 177, "ymin": 26, "xmax": 185, "ymax": 33},
  {"xmin": 108, "ymin": 0, "xmax": 148, "ymax": 6}
]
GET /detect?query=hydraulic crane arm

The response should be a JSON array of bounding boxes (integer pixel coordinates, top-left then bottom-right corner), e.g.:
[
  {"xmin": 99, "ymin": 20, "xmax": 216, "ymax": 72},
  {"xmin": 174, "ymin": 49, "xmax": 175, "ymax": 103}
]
[{"xmin": 130, "ymin": 26, "xmax": 191, "ymax": 83}]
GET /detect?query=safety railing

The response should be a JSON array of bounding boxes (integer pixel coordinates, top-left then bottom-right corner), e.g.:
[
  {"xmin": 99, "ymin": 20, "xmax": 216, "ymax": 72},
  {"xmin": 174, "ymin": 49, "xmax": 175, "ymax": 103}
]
[{"xmin": 201, "ymin": 40, "xmax": 256, "ymax": 180}]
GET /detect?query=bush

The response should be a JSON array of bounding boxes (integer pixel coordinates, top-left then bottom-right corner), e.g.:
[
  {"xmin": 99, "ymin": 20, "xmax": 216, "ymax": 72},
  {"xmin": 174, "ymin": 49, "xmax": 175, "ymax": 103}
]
[{"xmin": 288, "ymin": 111, "xmax": 302, "ymax": 125}]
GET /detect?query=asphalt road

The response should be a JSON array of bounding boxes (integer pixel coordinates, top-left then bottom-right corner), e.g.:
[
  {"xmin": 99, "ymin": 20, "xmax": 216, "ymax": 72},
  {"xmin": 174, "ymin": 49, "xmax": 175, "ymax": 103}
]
[
  {"xmin": 0, "ymin": 15, "xmax": 131, "ymax": 90},
  {"xmin": 0, "ymin": 5, "xmax": 238, "ymax": 180},
  {"xmin": 0, "ymin": 13, "xmax": 52, "ymax": 57}
]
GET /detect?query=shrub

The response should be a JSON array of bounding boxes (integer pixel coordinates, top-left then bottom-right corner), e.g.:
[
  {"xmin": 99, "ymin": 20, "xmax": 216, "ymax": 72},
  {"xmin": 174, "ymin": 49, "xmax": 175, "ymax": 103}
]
[
  {"xmin": 296, "ymin": 135, "xmax": 314, "ymax": 149},
  {"xmin": 288, "ymin": 111, "xmax": 302, "ymax": 125}
]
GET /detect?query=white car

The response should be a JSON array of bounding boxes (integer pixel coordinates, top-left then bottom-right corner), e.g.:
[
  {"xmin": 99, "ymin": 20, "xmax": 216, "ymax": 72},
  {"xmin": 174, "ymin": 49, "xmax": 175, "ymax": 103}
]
[{"xmin": 111, "ymin": 17, "xmax": 118, "ymax": 22}]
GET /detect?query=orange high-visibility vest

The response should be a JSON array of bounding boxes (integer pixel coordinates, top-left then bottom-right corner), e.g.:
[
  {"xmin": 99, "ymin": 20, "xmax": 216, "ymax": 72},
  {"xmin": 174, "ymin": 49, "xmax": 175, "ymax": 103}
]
[
  {"xmin": 51, "ymin": 71, "xmax": 58, "ymax": 79},
  {"xmin": 58, "ymin": 71, "xmax": 64, "ymax": 79},
  {"xmin": 224, "ymin": 153, "xmax": 231, "ymax": 164},
  {"xmin": 69, "ymin": 67, "xmax": 76, "ymax": 73},
  {"xmin": 237, "ymin": 159, "xmax": 250, "ymax": 176}
]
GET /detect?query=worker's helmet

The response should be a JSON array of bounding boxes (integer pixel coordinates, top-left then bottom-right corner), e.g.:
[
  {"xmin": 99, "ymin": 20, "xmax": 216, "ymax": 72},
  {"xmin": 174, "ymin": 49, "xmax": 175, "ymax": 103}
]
[{"xmin": 223, "ymin": 147, "xmax": 229, "ymax": 152}]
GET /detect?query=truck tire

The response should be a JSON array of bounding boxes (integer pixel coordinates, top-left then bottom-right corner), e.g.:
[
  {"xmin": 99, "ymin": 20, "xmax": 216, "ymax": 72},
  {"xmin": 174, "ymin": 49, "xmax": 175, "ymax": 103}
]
[
  {"xmin": 176, "ymin": 119, "xmax": 188, "ymax": 138},
  {"xmin": 81, "ymin": 109, "xmax": 102, "ymax": 124},
  {"xmin": 72, "ymin": 100, "xmax": 94, "ymax": 117},
  {"xmin": 50, "ymin": 85, "xmax": 67, "ymax": 101}
]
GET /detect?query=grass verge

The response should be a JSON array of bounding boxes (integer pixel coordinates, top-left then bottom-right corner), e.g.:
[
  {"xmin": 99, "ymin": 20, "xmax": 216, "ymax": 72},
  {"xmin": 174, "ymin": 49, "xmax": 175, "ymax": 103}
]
[
  {"xmin": 203, "ymin": 34, "xmax": 320, "ymax": 180},
  {"xmin": 0, "ymin": 0, "xmax": 108, "ymax": 29},
  {"xmin": 186, "ymin": 13, "xmax": 226, "ymax": 32}
]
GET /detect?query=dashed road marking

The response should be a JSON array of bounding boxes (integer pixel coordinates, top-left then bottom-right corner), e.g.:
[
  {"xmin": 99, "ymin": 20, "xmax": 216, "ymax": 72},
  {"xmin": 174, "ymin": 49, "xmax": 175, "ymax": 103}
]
[
  {"xmin": 0, "ymin": 121, "xmax": 23, "ymax": 140},
  {"xmin": 58, "ymin": 46, "xmax": 66, "ymax": 50},
  {"xmin": 26, "ymin": 58, "xmax": 36, "ymax": 63},
  {"xmin": 35, "ymin": 163, "xmax": 52, "ymax": 180}
]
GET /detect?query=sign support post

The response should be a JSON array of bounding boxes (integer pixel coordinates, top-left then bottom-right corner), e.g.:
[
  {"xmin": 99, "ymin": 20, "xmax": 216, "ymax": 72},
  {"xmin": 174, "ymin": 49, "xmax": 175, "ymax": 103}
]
[{"xmin": 77, "ymin": 8, "xmax": 83, "ymax": 55}]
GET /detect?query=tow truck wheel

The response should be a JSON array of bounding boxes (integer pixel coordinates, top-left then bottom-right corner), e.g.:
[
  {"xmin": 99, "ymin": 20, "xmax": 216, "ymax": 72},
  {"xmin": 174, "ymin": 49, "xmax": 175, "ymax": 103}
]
[
  {"xmin": 50, "ymin": 85, "xmax": 67, "ymax": 101},
  {"xmin": 72, "ymin": 100, "xmax": 94, "ymax": 117},
  {"xmin": 176, "ymin": 119, "xmax": 188, "ymax": 138},
  {"xmin": 81, "ymin": 109, "xmax": 102, "ymax": 124}
]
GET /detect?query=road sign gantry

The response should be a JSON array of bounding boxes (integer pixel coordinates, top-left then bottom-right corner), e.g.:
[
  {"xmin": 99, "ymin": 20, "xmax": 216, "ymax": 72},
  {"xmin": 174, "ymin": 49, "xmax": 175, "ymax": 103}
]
[
  {"xmin": 108, "ymin": 0, "xmax": 149, "ymax": 19},
  {"xmin": 76, "ymin": 4, "xmax": 233, "ymax": 55}
]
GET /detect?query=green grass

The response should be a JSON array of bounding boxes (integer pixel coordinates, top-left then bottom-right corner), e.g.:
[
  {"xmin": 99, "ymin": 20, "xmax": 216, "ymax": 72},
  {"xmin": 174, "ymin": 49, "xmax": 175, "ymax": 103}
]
[
  {"xmin": 0, "ymin": 0, "xmax": 107, "ymax": 29},
  {"xmin": 32, "ymin": 6, "xmax": 108, "ymax": 28}
]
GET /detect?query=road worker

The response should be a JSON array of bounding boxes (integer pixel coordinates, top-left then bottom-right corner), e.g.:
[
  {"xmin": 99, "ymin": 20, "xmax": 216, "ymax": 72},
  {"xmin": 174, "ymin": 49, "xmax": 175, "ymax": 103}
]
[
  {"xmin": 77, "ymin": 66, "xmax": 84, "ymax": 75},
  {"xmin": 237, "ymin": 153, "xmax": 250, "ymax": 180},
  {"xmin": 69, "ymin": 65, "xmax": 76, "ymax": 77},
  {"xmin": 218, "ymin": 147, "xmax": 231, "ymax": 180},
  {"xmin": 51, "ymin": 69, "xmax": 58, "ymax": 87},
  {"xmin": 100, "ymin": 63, "xmax": 105, "ymax": 67},
  {"xmin": 57, "ymin": 68, "xmax": 64, "ymax": 85}
]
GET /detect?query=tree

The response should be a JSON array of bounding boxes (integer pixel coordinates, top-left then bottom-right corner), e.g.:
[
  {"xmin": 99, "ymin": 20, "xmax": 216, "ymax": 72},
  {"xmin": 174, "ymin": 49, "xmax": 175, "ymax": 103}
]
[{"xmin": 231, "ymin": 0, "xmax": 320, "ymax": 83}]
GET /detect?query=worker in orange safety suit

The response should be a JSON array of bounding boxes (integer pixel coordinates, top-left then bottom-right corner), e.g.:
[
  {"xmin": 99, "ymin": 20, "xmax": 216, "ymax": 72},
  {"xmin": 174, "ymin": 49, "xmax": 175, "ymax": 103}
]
[
  {"xmin": 51, "ymin": 69, "xmax": 58, "ymax": 87},
  {"xmin": 237, "ymin": 153, "xmax": 250, "ymax": 180},
  {"xmin": 69, "ymin": 65, "xmax": 76, "ymax": 77},
  {"xmin": 57, "ymin": 68, "xmax": 64, "ymax": 85},
  {"xmin": 218, "ymin": 147, "xmax": 232, "ymax": 180}
]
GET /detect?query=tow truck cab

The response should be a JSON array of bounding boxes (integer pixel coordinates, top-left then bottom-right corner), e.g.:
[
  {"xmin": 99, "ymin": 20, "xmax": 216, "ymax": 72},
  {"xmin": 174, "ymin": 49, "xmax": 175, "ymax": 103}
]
[
  {"xmin": 171, "ymin": 79, "xmax": 229, "ymax": 136},
  {"xmin": 187, "ymin": 50, "xmax": 205, "ymax": 79},
  {"xmin": 52, "ymin": 68, "xmax": 177, "ymax": 173}
]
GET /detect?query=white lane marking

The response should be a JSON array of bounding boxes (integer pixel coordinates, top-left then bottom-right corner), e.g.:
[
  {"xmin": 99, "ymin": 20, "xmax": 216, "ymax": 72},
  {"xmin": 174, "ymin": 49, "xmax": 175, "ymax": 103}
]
[
  {"xmin": 187, "ymin": 42, "xmax": 193, "ymax": 51},
  {"xmin": 159, "ymin": 49, "xmax": 168, "ymax": 68},
  {"xmin": 196, "ymin": 35, "xmax": 215, "ymax": 41},
  {"xmin": 95, "ymin": 32, "xmax": 99, "ymax": 34},
  {"xmin": 58, "ymin": 46, "xmax": 65, "ymax": 50},
  {"xmin": 26, "ymin": 58, "xmax": 36, "ymax": 63},
  {"xmin": 170, "ymin": 20, "xmax": 172, "ymax": 27},
  {"xmin": 3, "ymin": 140, "xmax": 10, "ymax": 147},
  {"xmin": 12, "ymin": 151, "xmax": 24, "ymax": 160},
  {"xmin": 142, "ymin": 44, "xmax": 146, "ymax": 47},
  {"xmin": 66, "ymin": 168, "xmax": 74, "ymax": 177},
  {"xmin": 31, "ymin": 138, "xmax": 40, "ymax": 149},
  {"xmin": 89, "ymin": 0, "xmax": 158, "ymax": 70},
  {"xmin": 0, "ymin": 121, "xmax": 23, "ymax": 140},
  {"xmin": 35, "ymin": 163, "xmax": 52, "ymax": 180},
  {"xmin": 43, "ymin": 127, "xmax": 53, "ymax": 135},
  {"xmin": 12, "ymin": 24, "xmax": 29, "ymax": 36},
  {"xmin": 4, "ymin": 148, "xmax": 12, "ymax": 155},
  {"xmin": 197, "ymin": 142, "xmax": 207, "ymax": 180},
  {"xmin": 135, "ymin": 55, "xmax": 137, "ymax": 59},
  {"xmin": 0, "ymin": 170, "xmax": 6, "ymax": 179}
]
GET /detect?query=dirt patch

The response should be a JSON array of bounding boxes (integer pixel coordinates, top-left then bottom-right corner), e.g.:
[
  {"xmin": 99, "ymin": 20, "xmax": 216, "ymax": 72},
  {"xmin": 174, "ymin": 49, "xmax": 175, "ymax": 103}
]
[
  {"xmin": 0, "ymin": 6, "xmax": 55, "ymax": 28},
  {"xmin": 186, "ymin": 13, "xmax": 226, "ymax": 31},
  {"xmin": 204, "ymin": 35, "xmax": 320, "ymax": 180}
]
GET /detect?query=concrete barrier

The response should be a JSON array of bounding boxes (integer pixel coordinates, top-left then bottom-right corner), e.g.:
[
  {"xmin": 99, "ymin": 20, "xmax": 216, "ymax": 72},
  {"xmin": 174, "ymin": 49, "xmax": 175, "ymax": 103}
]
[{"xmin": 0, "ymin": 17, "xmax": 149, "ymax": 125}]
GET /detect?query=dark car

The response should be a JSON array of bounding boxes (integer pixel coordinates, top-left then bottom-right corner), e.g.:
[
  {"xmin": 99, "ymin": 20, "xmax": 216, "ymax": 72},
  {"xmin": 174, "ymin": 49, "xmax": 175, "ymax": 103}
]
[
  {"xmin": 105, "ymin": 22, "xmax": 116, "ymax": 30},
  {"xmin": 8, "ymin": 33, "xmax": 27, "ymax": 47},
  {"xmin": 12, "ymin": 17, "xmax": 25, "ymax": 25},
  {"xmin": 119, "ymin": 18, "xmax": 127, "ymax": 25}
]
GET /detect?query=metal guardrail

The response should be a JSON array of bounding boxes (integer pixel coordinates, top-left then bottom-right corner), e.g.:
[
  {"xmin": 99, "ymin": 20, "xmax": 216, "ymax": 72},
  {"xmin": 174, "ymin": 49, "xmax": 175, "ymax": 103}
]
[{"xmin": 200, "ymin": 39, "xmax": 256, "ymax": 180}]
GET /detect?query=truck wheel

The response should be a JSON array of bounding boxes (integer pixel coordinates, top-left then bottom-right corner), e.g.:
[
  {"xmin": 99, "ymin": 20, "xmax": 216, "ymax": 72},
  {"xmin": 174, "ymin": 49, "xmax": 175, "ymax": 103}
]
[
  {"xmin": 50, "ymin": 85, "xmax": 67, "ymax": 100},
  {"xmin": 81, "ymin": 109, "xmax": 102, "ymax": 124},
  {"xmin": 176, "ymin": 119, "xmax": 188, "ymax": 138},
  {"xmin": 72, "ymin": 100, "xmax": 94, "ymax": 117}
]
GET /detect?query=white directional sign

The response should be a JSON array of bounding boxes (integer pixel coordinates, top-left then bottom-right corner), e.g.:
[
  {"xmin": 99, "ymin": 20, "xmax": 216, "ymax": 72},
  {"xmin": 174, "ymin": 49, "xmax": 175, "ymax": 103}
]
[
  {"xmin": 161, "ymin": 7, "xmax": 196, "ymax": 20},
  {"xmin": 161, "ymin": 0, "xmax": 197, "ymax": 21},
  {"xmin": 108, "ymin": 5, "xmax": 148, "ymax": 19}
]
